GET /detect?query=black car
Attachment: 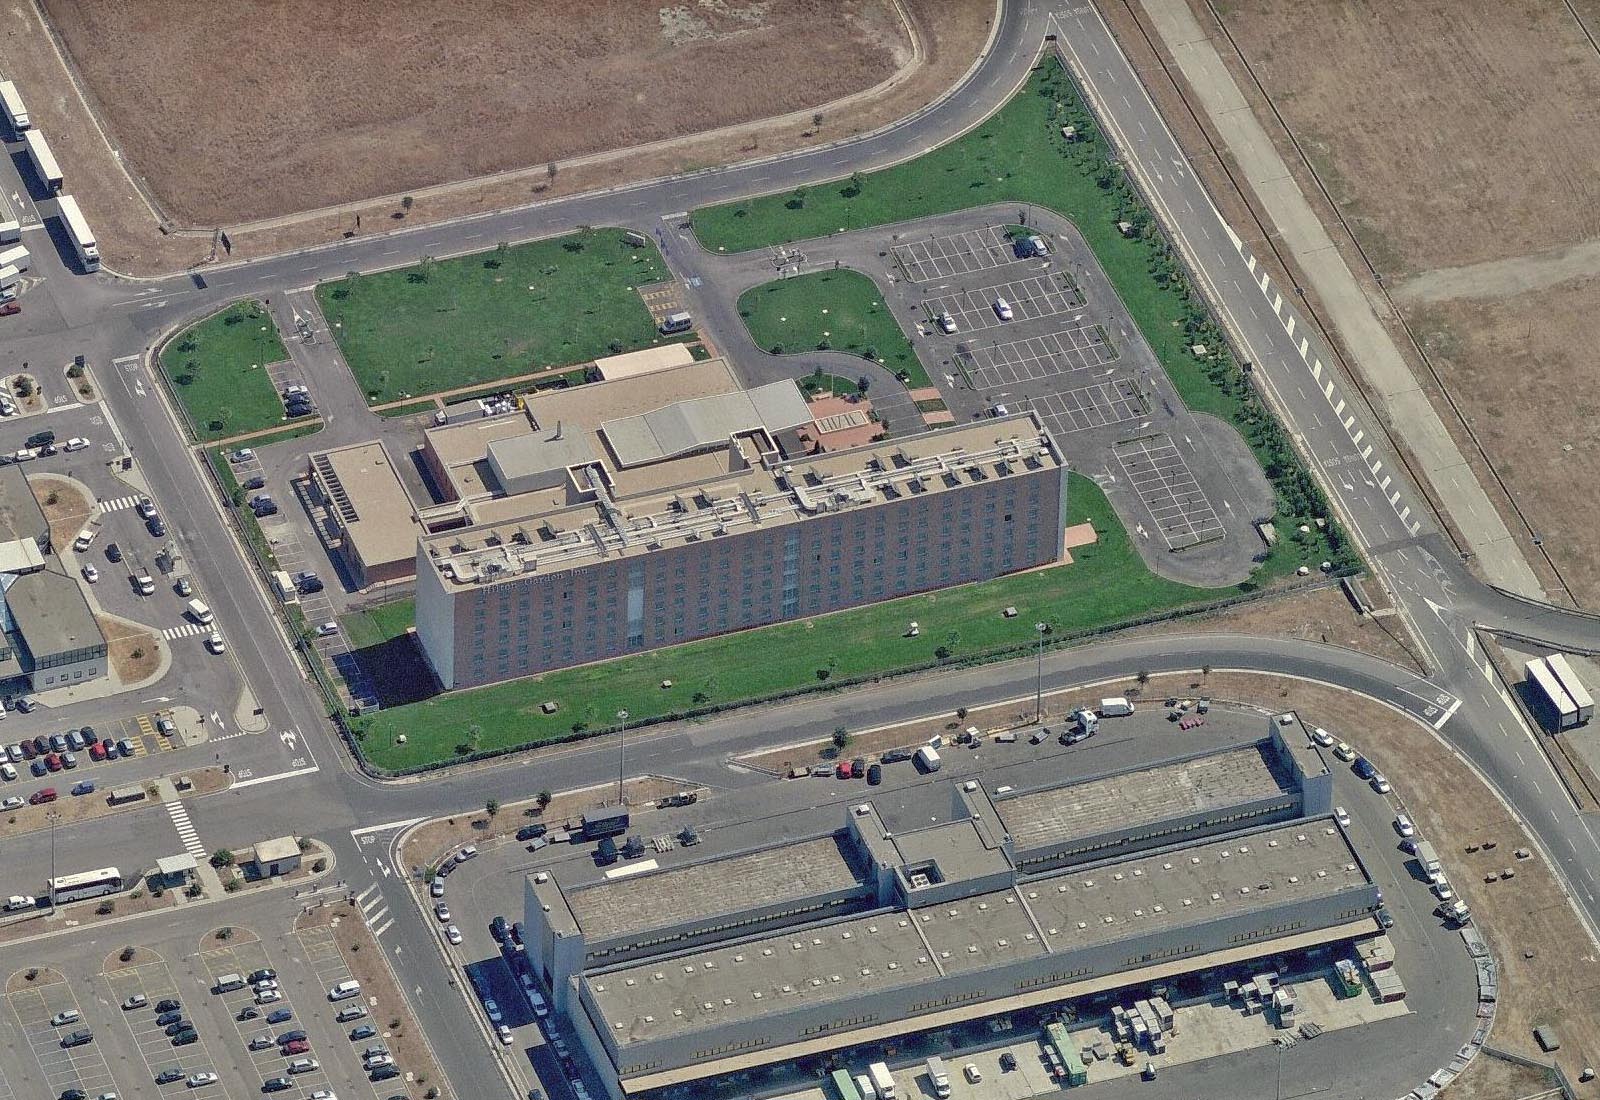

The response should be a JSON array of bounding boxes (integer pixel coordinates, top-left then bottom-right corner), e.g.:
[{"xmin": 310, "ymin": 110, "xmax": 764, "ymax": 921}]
[
  {"xmin": 156, "ymin": 1009, "xmax": 183, "ymax": 1026},
  {"xmin": 60, "ymin": 1090, "xmax": 85, "ymax": 1100},
  {"xmin": 296, "ymin": 575, "xmax": 323, "ymax": 594},
  {"xmin": 516, "ymin": 823, "xmax": 547, "ymax": 842},
  {"xmin": 999, "ymin": 1052, "xmax": 1018, "ymax": 1072},
  {"xmin": 155, "ymin": 997, "xmax": 180, "ymax": 1013},
  {"xmin": 248, "ymin": 968, "xmax": 276, "ymax": 983},
  {"xmin": 350, "ymin": 1024, "xmax": 376, "ymax": 1041},
  {"xmin": 866, "ymin": 763, "xmax": 883, "ymax": 785},
  {"xmin": 266, "ymin": 1007, "xmax": 293, "ymax": 1024},
  {"xmin": 17, "ymin": 739, "xmax": 33, "ymax": 759},
  {"xmin": 29, "ymin": 760, "xmax": 44, "ymax": 776},
  {"xmin": 25, "ymin": 430, "xmax": 54, "ymax": 448},
  {"xmin": 155, "ymin": 1068, "xmax": 185, "ymax": 1084},
  {"xmin": 262, "ymin": 1079, "xmax": 291, "ymax": 1093},
  {"xmin": 277, "ymin": 1030, "xmax": 306, "ymax": 1044},
  {"xmin": 105, "ymin": 542, "xmax": 122, "ymax": 563},
  {"xmin": 370, "ymin": 1066, "xmax": 399, "ymax": 1082},
  {"xmin": 242, "ymin": 476, "xmax": 265, "ymax": 491},
  {"xmin": 489, "ymin": 916, "xmax": 508, "ymax": 943},
  {"xmin": 170, "ymin": 1029, "xmax": 197, "ymax": 1046},
  {"xmin": 163, "ymin": 1019, "xmax": 191, "ymax": 1036},
  {"xmin": 30, "ymin": 736, "xmax": 47, "ymax": 755},
  {"xmin": 146, "ymin": 516, "xmax": 166, "ymax": 537},
  {"xmin": 252, "ymin": 501, "xmax": 279, "ymax": 517}
]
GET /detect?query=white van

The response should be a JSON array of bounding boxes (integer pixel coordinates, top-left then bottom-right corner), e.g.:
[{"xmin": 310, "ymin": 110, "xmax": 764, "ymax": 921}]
[
  {"xmin": 186, "ymin": 599, "xmax": 213, "ymax": 625},
  {"xmin": 213, "ymin": 973, "xmax": 245, "ymax": 993},
  {"xmin": 3, "ymin": 894, "xmax": 31, "ymax": 911},
  {"xmin": 328, "ymin": 979, "xmax": 361, "ymax": 1001}
]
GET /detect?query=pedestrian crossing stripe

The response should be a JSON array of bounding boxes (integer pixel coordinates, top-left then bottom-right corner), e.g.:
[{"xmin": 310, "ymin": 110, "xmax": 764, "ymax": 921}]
[
  {"xmin": 164, "ymin": 800, "xmax": 206, "ymax": 859},
  {"xmin": 95, "ymin": 495, "xmax": 143, "ymax": 514},
  {"xmin": 161, "ymin": 622, "xmax": 209, "ymax": 640}
]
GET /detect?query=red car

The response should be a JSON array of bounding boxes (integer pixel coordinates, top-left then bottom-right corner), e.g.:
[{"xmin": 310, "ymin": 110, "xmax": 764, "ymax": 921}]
[
  {"xmin": 835, "ymin": 760, "xmax": 854, "ymax": 779},
  {"xmin": 44, "ymin": 752, "xmax": 61, "ymax": 772},
  {"xmin": 0, "ymin": 303, "xmax": 19, "ymax": 317},
  {"xmin": 28, "ymin": 788, "xmax": 56, "ymax": 805},
  {"xmin": 281, "ymin": 1039, "xmax": 310, "ymax": 1056},
  {"xmin": 87, "ymin": 742, "xmax": 106, "ymax": 762}
]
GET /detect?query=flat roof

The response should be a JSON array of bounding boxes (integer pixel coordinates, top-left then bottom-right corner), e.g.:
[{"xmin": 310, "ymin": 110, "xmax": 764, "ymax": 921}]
[
  {"xmin": 314, "ymin": 442, "xmax": 418, "ymax": 568},
  {"xmin": 997, "ymin": 743, "xmax": 1293, "ymax": 854},
  {"xmin": 585, "ymin": 818, "xmax": 1368, "ymax": 1047},
  {"xmin": 531, "ymin": 359, "xmax": 740, "ymax": 438},
  {"xmin": 0, "ymin": 465, "xmax": 47, "ymax": 546},
  {"xmin": 566, "ymin": 834, "xmax": 862, "ymax": 944},
  {"xmin": 423, "ymin": 414, "xmax": 1063, "ymax": 587},
  {"xmin": 593, "ymin": 343, "xmax": 696, "ymax": 382},
  {"xmin": 6, "ymin": 568, "xmax": 104, "ymax": 658}
]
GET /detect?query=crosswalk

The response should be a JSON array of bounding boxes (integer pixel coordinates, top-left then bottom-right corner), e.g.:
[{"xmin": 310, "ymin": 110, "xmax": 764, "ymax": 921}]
[
  {"xmin": 164, "ymin": 799, "xmax": 206, "ymax": 859},
  {"xmin": 355, "ymin": 883, "xmax": 394, "ymax": 939},
  {"xmin": 161, "ymin": 622, "xmax": 210, "ymax": 640},
  {"xmin": 95, "ymin": 494, "xmax": 144, "ymax": 514}
]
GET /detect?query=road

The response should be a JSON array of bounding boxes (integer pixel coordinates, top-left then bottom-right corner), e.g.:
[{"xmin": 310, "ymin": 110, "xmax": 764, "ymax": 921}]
[{"xmin": 0, "ymin": 1, "xmax": 1597, "ymax": 1097}]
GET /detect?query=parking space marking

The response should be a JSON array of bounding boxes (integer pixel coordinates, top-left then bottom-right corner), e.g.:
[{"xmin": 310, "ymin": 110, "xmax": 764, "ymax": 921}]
[
  {"xmin": 1032, "ymin": 380, "xmax": 1146, "ymax": 434},
  {"xmin": 893, "ymin": 225, "xmax": 1022, "ymax": 281},
  {"xmin": 103, "ymin": 960, "xmax": 229, "ymax": 1095},
  {"xmin": 1113, "ymin": 435, "xmax": 1227, "ymax": 550},
  {"xmin": 923, "ymin": 273, "xmax": 1083, "ymax": 333},
  {"xmin": 9, "ymin": 975, "xmax": 119, "ymax": 1098},
  {"xmin": 962, "ymin": 326, "xmax": 1117, "ymax": 388},
  {"xmin": 199, "ymin": 942, "xmax": 338, "ymax": 1096}
]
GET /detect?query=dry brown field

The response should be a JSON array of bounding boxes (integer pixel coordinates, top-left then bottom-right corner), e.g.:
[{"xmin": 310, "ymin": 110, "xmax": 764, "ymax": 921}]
[
  {"xmin": 1199, "ymin": 0, "xmax": 1600, "ymax": 606},
  {"xmin": 42, "ymin": 0, "xmax": 916, "ymax": 226}
]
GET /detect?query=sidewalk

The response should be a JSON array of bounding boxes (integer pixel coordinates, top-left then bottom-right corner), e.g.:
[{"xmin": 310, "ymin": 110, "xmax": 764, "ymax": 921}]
[{"xmin": 1137, "ymin": 0, "xmax": 1545, "ymax": 600}]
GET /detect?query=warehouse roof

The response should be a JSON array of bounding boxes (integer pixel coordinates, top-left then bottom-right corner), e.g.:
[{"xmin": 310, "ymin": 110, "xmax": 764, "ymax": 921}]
[
  {"xmin": 592, "ymin": 344, "xmax": 697, "ymax": 382},
  {"xmin": 567, "ymin": 835, "xmax": 863, "ymax": 944},
  {"xmin": 6, "ymin": 568, "xmax": 104, "ymax": 659},
  {"xmin": 312, "ymin": 442, "xmax": 418, "ymax": 570},
  {"xmin": 0, "ymin": 464, "xmax": 47, "ymax": 547},
  {"xmin": 585, "ymin": 818, "xmax": 1369, "ymax": 1046},
  {"xmin": 996, "ymin": 743, "xmax": 1293, "ymax": 854}
]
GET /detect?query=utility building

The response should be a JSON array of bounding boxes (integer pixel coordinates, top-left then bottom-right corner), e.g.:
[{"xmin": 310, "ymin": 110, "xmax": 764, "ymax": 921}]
[{"xmin": 524, "ymin": 721, "xmax": 1372, "ymax": 1099}]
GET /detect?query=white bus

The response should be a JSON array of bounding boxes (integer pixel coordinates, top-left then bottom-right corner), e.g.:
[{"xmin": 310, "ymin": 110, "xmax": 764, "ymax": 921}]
[
  {"xmin": 23, "ymin": 129, "xmax": 61, "ymax": 193},
  {"xmin": 50, "ymin": 866, "xmax": 122, "ymax": 904},
  {"xmin": 55, "ymin": 195, "xmax": 98, "ymax": 272},
  {"xmin": 0, "ymin": 81, "xmax": 29, "ymax": 132}
]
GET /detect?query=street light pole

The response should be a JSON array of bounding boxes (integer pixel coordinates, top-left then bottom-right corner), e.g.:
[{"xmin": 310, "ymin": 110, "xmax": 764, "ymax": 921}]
[
  {"xmin": 1034, "ymin": 622, "xmax": 1048, "ymax": 724},
  {"xmin": 615, "ymin": 709, "xmax": 629, "ymax": 807},
  {"xmin": 46, "ymin": 810, "xmax": 59, "ymax": 916}
]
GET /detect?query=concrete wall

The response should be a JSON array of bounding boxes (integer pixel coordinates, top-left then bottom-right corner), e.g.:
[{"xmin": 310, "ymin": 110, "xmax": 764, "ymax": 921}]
[
  {"xmin": 31, "ymin": 650, "xmax": 105, "ymax": 690},
  {"xmin": 412, "ymin": 549, "xmax": 456, "ymax": 689}
]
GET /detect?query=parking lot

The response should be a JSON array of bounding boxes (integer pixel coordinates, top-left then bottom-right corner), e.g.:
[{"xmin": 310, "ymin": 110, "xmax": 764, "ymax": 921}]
[
  {"xmin": 922, "ymin": 273, "xmax": 1083, "ymax": 333},
  {"xmin": 1030, "ymin": 379, "xmax": 1146, "ymax": 435},
  {"xmin": 893, "ymin": 226, "xmax": 1023, "ymax": 281},
  {"xmin": 103, "ymin": 957, "xmax": 229, "ymax": 1091},
  {"xmin": 961, "ymin": 326, "xmax": 1118, "ymax": 387},
  {"xmin": 8, "ymin": 971, "xmax": 117, "ymax": 1098},
  {"xmin": 1112, "ymin": 434, "xmax": 1228, "ymax": 550}
]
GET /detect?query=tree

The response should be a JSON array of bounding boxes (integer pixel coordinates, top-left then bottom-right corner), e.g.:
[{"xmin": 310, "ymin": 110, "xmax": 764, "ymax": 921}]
[
  {"xmin": 1135, "ymin": 669, "xmax": 1151, "ymax": 686},
  {"xmin": 119, "ymin": 945, "xmax": 135, "ymax": 963},
  {"xmin": 210, "ymin": 848, "xmax": 234, "ymax": 868},
  {"xmin": 812, "ymin": 111, "xmax": 824, "ymax": 130},
  {"xmin": 1201, "ymin": 663, "xmax": 1213, "ymax": 678},
  {"xmin": 832, "ymin": 727, "xmax": 851, "ymax": 750},
  {"xmin": 485, "ymin": 798, "xmax": 500, "ymax": 817},
  {"xmin": 845, "ymin": 170, "xmax": 866, "ymax": 198},
  {"xmin": 547, "ymin": 161, "xmax": 559, "ymax": 183},
  {"xmin": 537, "ymin": 789, "xmax": 552, "ymax": 809},
  {"xmin": 956, "ymin": 706, "xmax": 968, "ymax": 721},
  {"xmin": 16, "ymin": 376, "xmax": 34, "ymax": 398},
  {"xmin": 400, "ymin": 195, "xmax": 414, "ymax": 214},
  {"xmin": 856, "ymin": 375, "xmax": 872, "ymax": 395}
]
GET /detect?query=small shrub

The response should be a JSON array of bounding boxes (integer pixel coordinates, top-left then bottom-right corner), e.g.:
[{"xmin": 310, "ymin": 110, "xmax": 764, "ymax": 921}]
[
  {"xmin": 119, "ymin": 945, "xmax": 135, "ymax": 962},
  {"xmin": 312, "ymin": 858, "xmax": 327, "ymax": 873}
]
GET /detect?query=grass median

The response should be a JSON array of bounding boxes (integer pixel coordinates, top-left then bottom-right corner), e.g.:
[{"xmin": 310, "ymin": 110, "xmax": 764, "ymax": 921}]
[
  {"xmin": 737, "ymin": 269, "xmax": 928, "ymax": 386},
  {"xmin": 694, "ymin": 56, "xmax": 1357, "ymax": 575},
  {"xmin": 315, "ymin": 228, "xmax": 673, "ymax": 405},
  {"xmin": 345, "ymin": 474, "xmax": 1226, "ymax": 772},
  {"xmin": 160, "ymin": 300, "xmax": 289, "ymax": 442}
]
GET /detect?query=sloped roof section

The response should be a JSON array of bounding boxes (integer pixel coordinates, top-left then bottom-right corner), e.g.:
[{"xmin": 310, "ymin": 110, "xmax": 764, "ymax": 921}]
[{"xmin": 600, "ymin": 380, "xmax": 811, "ymax": 468}]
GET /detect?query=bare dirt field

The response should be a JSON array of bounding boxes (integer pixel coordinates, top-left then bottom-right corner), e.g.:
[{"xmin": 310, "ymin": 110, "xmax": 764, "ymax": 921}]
[
  {"xmin": 9, "ymin": 0, "xmax": 993, "ymax": 274},
  {"xmin": 100, "ymin": 615, "xmax": 161, "ymax": 683},
  {"xmin": 1178, "ymin": 0, "xmax": 1600, "ymax": 607},
  {"xmin": 45, "ymin": 0, "xmax": 932, "ymax": 226}
]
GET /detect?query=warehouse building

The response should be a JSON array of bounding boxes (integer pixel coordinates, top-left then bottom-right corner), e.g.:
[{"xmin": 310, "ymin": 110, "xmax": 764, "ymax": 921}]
[
  {"xmin": 303, "ymin": 441, "xmax": 420, "ymax": 589},
  {"xmin": 524, "ymin": 721, "xmax": 1370, "ymax": 1099},
  {"xmin": 413, "ymin": 362, "xmax": 1068, "ymax": 689}
]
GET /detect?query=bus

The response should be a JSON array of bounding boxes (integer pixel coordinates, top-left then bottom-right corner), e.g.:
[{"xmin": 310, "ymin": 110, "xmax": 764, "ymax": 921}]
[
  {"xmin": 50, "ymin": 866, "xmax": 122, "ymax": 904},
  {"xmin": 23, "ymin": 129, "xmax": 61, "ymax": 193},
  {"xmin": 55, "ymin": 195, "xmax": 98, "ymax": 272},
  {"xmin": 829, "ymin": 1068, "xmax": 862, "ymax": 1100}
]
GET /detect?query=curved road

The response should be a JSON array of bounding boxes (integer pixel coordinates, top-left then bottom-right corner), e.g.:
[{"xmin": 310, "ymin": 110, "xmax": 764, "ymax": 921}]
[{"xmin": 3, "ymin": 0, "xmax": 1600, "ymax": 1096}]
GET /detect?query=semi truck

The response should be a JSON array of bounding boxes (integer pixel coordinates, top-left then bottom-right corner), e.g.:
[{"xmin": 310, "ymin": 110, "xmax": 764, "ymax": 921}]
[
  {"xmin": 23, "ymin": 129, "xmax": 61, "ymax": 193},
  {"xmin": 0, "ymin": 81, "xmax": 28, "ymax": 132},
  {"xmin": 55, "ymin": 195, "xmax": 98, "ymax": 272}
]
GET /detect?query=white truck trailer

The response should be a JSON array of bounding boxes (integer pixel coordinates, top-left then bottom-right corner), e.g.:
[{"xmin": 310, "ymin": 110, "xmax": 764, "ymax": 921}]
[
  {"xmin": 0, "ymin": 81, "xmax": 29, "ymax": 132},
  {"xmin": 23, "ymin": 129, "xmax": 61, "ymax": 193},
  {"xmin": 1526, "ymin": 656, "xmax": 1581, "ymax": 731},
  {"xmin": 55, "ymin": 195, "xmax": 98, "ymax": 272},
  {"xmin": 1545, "ymin": 653, "xmax": 1594, "ymax": 726},
  {"xmin": 867, "ymin": 1062, "xmax": 896, "ymax": 1100},
  {"xmin": 0, "ymin": 245, "xmax": 29, "ymax": 274}
]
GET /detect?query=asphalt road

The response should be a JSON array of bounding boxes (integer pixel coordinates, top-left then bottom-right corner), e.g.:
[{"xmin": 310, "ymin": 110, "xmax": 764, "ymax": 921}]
[{"xmin": 0, "ymin": 1, "xmax": 1596, "ymax": 1098}]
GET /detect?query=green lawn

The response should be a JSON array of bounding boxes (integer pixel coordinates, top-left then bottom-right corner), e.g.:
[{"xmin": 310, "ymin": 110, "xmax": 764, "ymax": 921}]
[
  {"xmin": 695, "ymin": 58, "xmax": 1357, "ymax": 575},
  {"xmin": 343, "ymin": 599, "xmax": 417, "ymax": 651},
  {"xmin": 737, "ymin": 270, "xmax": 929, "ymax": 386},
  {"xmin": 348, "ymin": 473, "xmax": 1231, "ymax": 772},
  {"xmin": 315, "ymin": 228, "xmax": 673, "ymax": 405},
  {"xmin": 160, "ymin": 301, "xmax": 289, "ymax": 442}
]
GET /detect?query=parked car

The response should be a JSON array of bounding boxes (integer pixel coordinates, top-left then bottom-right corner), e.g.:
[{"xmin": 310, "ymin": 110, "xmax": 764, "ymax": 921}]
[
  {"xmin": 434, "ymin": 902, "xmax": 450, "ymax": 922},
  {"xmin": 1352, "ymin": 756, "xmax": 1376, "ymax": 781},
  {"xmin": 0, "ymin": 795, "xmax": 19, "ymax": 810},
  {"xmin": 62, "ymin": 437, "xmax": 89, "ymax": 453},
  {"xmin": 241, "ymin": 476, "xmax": 265, "ymax": 491},
  {"xmin": 430, "ymin": 880, "xmax": 445, "ymax": 897},
  {"xmin": 28, "ymin": 787, "xmax": 56, "ymax": 804},
  {"xmin": 51, "ymin": 1009, "xmax": 81, "ymax": 1026},
  {"xmin": 265, "ymin": 1008, "xmax": 293, "ymax": 1025},
  {"xmin": 277, "ymin": 1030, "xmax": 307, "ymax": 1044},
  {"xmin": 249, "ymin": 1036, "xmax": 275, "ymax": 1051},
  {"xmin": 185, "ymin": 1071, "xmax": 218, "ymax": 1088},
  {"xmin": 282, "ymin": 1039, "xmax": 311, "ymax": 1056},
  {"xmin": 498, "ymin": 1023, "xmax": 513, "ymax": 1045},
  {"xmin": 205, "ymin": 633, "xmax": 225, "ymax": 655},
  {"xmin": 1334, "ymin": 806, "xmax": 1351, "ymax": 827},
  {"xmin": 155, "ymin": 998, "xmax": 180, "ymax": 1013},
  {"xmin": 81, "ymin": 564, "xmax": 98, "ymax": 583},
  {"xmin": 1372, "ymin": 773, "xmax": 1392, "ymax": 794},
  {"xmin": 1395, "ymin": 813, "xmax": 1416, "ymax": 838},
  {"xmin": 296, "ymin": 573, "xmax": 323, "ymax": 594},
  {"xmin": 993, "ymin": 297, "xmax": 1014, "ymax": 321},
  {"xmin": 349, "ymin": 1024, "xmax": 376, "ymax": 1041},
  {"xmin": 105, "ymin": 542, "xmax": 122, "ymax": 563},
  {"xmin": 170, "ymin": 1029, "xmax": 197, "ymax": 1046},
  {"xmin": 334, "ymin": 1006, "xmax": 366, "ymax": 1023},
  {"xmin": 483, "ymin": 999, "xmax": 503, "ymax": 1024},
  {"xmin": 444, "ymin": 925, "xmax": 462, "ymax": 946},
  {"xmin": 1333, "ymin": 741, "xmax": 1356, "ymax": 762},
  {"xmin": 261, "ymin": 1078, "xmax": 290, "ymax": 1093},
  {"xmin": 515, "ymin": 824, "xmax": 547, "ymax": 842},
  {"xmin": 937, "ymin": 311, "xmax": 957, "ymax": 334},
  {"xmin": 121, "ymin": 993, "xmax": 147, "ymax": 1010},
  {"xmin": 490, "ymin": 916, "xmax": 508, "ymax": 943},
  {"xmin": 155, "ymin": 1068, "xmax": 185, "ymax": 1084},
  {"xmin": 229, "ymin": 449, "xmax": 254, "ymax": 463},
  {"xmin": 147, "ymin": 516, "xmax": 166, "ymax": 537}
]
